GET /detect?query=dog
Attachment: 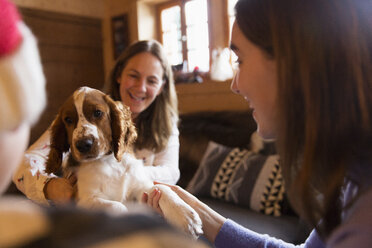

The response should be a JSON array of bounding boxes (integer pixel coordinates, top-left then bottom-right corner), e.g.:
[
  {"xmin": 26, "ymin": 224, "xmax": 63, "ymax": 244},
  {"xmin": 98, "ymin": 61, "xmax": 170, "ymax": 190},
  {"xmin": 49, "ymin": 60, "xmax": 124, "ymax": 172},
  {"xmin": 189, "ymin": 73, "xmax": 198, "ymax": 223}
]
[{"xmin": 44, "ymin": 86, "xmax": 202, "ymax": 238}]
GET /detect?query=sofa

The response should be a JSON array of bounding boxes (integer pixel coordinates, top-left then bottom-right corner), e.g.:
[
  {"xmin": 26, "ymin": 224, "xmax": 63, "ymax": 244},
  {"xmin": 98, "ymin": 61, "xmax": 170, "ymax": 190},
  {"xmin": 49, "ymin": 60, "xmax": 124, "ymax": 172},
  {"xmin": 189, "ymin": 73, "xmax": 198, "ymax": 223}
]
[
  {"xmin": 5, "ymin": 109, "xmax": 311, "ymax": 244},
  {"xmin": 177, "ymin": 110, "xmax": 311, "ymax": 244}
]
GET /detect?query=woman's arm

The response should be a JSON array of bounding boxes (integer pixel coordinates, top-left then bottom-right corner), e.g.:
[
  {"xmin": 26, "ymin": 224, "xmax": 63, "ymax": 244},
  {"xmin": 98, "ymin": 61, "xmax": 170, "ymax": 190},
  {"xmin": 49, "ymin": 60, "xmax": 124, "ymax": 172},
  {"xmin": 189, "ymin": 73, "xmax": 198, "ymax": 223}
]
[
  {"xmin": 12, "ymin": 128, "xmax": 74, "ymax": 204},
  {"xmin": 137, "ymin": 121, "xmax": 180, "ymax": 184},
  {"xmin": 145, "ymin": 183, "xmax": 317, "ymax": 248},
  {"xmin": 144, "ymin": 182, "xmax": 226, "ymax": 242}
]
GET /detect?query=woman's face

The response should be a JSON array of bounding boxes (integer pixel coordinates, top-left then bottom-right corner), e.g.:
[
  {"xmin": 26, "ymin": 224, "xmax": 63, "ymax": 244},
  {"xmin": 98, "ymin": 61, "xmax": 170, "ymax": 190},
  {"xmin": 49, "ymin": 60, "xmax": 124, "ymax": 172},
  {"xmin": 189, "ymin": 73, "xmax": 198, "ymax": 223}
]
[
  {"xmin": 230, "ymin": 22, "xmax": 278, "ymax": 140},
  {"xmin": 117, "ymin": 52, "xmax": 164, "ymax": 118}
]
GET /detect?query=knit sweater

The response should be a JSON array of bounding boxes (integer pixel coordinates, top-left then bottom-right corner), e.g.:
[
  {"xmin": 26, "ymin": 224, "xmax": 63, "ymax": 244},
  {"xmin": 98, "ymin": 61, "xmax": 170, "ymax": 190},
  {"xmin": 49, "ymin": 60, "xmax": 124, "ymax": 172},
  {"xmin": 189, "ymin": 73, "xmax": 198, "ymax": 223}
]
[{"xmin": 215, "ymin": 179, "xmax": 372, "ymax": 247}]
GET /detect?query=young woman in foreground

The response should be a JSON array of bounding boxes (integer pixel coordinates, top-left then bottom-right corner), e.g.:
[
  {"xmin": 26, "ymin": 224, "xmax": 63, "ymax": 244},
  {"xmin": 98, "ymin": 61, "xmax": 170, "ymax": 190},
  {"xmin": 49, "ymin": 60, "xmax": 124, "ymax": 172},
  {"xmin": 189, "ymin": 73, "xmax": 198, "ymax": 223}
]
[{"xmin": 145, "ymin": 0, "xmax": 372, "ymax": 247}]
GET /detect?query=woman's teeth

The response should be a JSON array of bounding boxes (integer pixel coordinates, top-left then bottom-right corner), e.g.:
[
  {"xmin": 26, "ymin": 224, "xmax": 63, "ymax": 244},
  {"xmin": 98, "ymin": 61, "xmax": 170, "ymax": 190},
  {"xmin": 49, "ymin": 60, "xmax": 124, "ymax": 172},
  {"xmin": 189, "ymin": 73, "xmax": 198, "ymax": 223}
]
[
  {"xmin": 243, "ymin": 97, "xmax": 254, "ymax": 109},
  {"xmin": 129, "ymin": 92, "xmax": 145, "ymax": 101}
]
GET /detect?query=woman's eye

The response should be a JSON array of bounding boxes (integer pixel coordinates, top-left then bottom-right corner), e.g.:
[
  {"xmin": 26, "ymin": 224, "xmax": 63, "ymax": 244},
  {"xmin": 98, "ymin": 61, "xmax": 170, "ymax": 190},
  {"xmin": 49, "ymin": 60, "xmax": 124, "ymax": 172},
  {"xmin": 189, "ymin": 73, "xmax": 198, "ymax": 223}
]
[
  {"xmin": 234, "ymin": 59, "xmax": 242, "ymax": 66},
  {"xmin": 148, "ymin": 78, "xmax": 163, "ymax": 86},
  {"xmin": 93, "ymin": 110, "xmax": 103, "ymax": 118},
  {"xmin": 128, "ymin": 74, "xmax": 138, "ymax": 79},
  {"xmin": 64, "ymin": 117, "xmax": 73, "ymax": 124}
]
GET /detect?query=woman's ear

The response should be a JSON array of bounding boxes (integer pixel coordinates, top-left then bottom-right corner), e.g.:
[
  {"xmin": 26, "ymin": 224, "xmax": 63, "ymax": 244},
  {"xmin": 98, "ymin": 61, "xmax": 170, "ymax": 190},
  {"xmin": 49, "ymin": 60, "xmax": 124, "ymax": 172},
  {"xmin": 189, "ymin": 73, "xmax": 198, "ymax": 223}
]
[
  {"xmin": 105, "ymin": 95, "xmax": 137, "ymax": 162},
  {"xmin": 45, "ymin": 113, "xmax": 69, "ymax": 174}
]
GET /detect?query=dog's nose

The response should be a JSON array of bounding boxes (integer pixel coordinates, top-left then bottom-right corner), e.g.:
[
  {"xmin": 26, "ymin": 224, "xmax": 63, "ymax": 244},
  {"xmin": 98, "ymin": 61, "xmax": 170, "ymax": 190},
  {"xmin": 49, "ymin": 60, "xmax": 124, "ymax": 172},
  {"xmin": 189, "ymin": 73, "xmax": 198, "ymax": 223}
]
[{"xmin": 75, "ymin": 138, "xmax": 93, "ymax": 153}]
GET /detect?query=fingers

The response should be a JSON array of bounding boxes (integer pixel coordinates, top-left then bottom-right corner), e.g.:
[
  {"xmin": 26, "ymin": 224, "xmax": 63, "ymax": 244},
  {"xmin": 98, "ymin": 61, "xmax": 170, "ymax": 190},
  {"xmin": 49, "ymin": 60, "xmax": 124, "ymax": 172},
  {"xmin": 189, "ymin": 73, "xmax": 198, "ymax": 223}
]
[
  {"xmin": 151, "ymin": 188, "xmax": 162, "ymax": 209},
  {"xmin": 154, "ymin": 181, "xmax": 183, "ymax": 196},
  {"xmin": 153, "ymin": 181, "xmax": 180, "ymax": 193},
  {"xmin": 154, "ymin": 181, "xmax": 180, "ymax": 192},
  {"xmin": 143, "ymin": 188, "xmax": 163, "ymax": 215},
  {"xmin": 154, "ymin": 181, "xmax": 171, "ymax": 186},
  {"xmin": 45, "ymin": 178, "xmax": 75, "ymax": 204},
  {"xmin": 153, "ymin": 181, "xmax": 198, "ymax": 208},
  {"xmin": 142, "ymin": 192, "xmax": 148, "ymax": 203}
]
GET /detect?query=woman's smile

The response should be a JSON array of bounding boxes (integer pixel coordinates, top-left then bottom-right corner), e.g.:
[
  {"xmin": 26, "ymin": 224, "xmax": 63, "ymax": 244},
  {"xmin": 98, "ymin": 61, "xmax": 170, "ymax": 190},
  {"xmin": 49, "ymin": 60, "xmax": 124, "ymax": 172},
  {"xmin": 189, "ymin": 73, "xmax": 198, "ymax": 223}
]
[{"xmin": 128, "ymin": 91, "xmax": 146, "ymax": 102}]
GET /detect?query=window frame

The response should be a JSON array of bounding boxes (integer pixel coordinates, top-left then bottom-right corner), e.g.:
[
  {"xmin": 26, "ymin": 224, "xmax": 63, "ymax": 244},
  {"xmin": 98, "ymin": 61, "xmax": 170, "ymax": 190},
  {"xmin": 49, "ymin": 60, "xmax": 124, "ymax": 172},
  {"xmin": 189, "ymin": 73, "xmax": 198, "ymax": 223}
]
[
  {"xmin": 157, "ymin": 0, "xmax": 212, "ymax": 72},
  {"xmin": 223, "ymin": 0, "xmax": 230, "ymax": 48},
  {"xmin": 224, "ymin": 0, "xmax": 239, "ymax": 68}
]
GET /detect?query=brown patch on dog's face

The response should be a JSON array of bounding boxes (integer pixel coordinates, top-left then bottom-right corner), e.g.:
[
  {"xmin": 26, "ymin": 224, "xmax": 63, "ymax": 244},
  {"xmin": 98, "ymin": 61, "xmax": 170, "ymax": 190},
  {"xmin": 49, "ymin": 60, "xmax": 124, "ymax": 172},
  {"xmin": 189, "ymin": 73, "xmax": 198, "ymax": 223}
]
[
  {"xmin": 60, "ymin": 95, "xmax": 78, "ymax": 147},
  {"xmin": 82, "ymin": 92, "xmax": 113, "ymax": 158}
]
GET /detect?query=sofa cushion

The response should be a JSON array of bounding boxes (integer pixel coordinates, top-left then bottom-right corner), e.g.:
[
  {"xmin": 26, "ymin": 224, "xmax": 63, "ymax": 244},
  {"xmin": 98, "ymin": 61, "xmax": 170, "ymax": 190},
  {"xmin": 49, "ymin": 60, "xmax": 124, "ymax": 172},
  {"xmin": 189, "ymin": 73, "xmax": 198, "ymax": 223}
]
[
  {"xmin": 187, "ymin": 139, "xmax": 293, "ymax": 217},
  {"xmin": 177, "ymin": 110, "xmax": 256, "ymax": 188},
  {"xmin": 201, "ymin": 198, "xmax": 310, "ymax": 244}
]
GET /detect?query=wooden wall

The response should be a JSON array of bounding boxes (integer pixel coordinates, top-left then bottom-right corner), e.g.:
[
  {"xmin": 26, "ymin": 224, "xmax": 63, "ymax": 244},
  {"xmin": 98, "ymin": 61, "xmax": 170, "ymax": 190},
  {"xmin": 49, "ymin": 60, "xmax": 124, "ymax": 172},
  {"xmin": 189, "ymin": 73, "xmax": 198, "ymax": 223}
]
[
  {"xmin": 176, "ymin": 79, "xmax": 249, "ymax": 114},
  {"xmin": 20, "ymin": 8, "xmax": 105, "ymax": 144},
  {"xmin": 13, "ymin": 0, "xmax": 104, "ymax": 18}
]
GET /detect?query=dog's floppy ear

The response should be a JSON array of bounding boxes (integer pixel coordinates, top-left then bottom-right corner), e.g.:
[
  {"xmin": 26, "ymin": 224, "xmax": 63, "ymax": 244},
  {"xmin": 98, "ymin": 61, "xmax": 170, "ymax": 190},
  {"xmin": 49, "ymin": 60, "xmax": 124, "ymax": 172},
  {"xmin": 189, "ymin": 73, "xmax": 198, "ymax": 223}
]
[
  {"xmin": 105, "ymin": 95, "xmax": 137, "ymax": 162},
  {"xmin": 45, "ymin": 112, "xmax": 69, "ymax": 174}
]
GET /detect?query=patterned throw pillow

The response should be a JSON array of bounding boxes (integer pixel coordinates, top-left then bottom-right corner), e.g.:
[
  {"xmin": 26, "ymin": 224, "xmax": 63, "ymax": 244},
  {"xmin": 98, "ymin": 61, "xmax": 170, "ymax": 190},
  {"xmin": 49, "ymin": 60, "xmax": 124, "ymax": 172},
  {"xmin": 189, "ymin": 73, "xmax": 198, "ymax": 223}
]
[{"xmin": 186, "ymin": 140, "xmax": 289, "ymax": 217}]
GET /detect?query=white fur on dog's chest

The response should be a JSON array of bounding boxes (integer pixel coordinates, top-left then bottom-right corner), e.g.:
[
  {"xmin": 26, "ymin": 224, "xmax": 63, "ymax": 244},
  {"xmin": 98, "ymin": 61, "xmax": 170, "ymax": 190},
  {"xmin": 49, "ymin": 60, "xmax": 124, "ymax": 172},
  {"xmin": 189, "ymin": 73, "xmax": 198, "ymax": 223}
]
[{"xmin": 76, "ymin": 153, "xmax": 145, "ymax": 202}]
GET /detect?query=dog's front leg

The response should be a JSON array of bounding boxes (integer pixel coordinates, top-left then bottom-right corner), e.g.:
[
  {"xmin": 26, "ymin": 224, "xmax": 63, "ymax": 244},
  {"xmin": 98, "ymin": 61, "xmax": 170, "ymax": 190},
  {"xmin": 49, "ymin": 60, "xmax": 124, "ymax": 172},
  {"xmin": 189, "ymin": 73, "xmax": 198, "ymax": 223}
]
[
  {"xmin": 78, "ymin": 197, "xmax": 128, "ymax": 215},
  {"xmin": 133, "ymin": 183, "xmax": 203, "ymax": 239},
  {"xmin": 130, "ymin": 165, "xmax": 203, "ymax": 239},
  {"xmin": 76, "ymin": 162, "xmax": 129, "ymax": 215}
]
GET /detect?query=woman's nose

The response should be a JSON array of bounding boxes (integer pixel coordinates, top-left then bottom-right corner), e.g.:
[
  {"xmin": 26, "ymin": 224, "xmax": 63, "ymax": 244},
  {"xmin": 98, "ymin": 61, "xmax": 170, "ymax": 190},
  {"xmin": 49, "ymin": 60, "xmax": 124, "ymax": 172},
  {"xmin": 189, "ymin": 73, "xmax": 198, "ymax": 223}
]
[
  {"xmin": 134, "ymin": 77, "xmax": 147, "ymax": 91},
  {"xmin": 230, "ymin": 69, "xmax": 240, "ymax": 94}
]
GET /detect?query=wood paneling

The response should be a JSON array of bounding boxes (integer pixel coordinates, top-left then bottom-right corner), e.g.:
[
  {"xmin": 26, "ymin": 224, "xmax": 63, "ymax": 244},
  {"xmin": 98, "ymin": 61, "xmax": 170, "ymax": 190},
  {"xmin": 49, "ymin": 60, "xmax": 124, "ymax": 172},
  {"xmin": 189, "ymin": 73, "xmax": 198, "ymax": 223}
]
[
  {"xmin": 176, "ymin": 80, "xmax": 250, "ymax": 114},
  {"xmin": 20, "ymin": 8, "xmax": 104, "ymax": 144},
  {"xmin": 14, "ymin": 0, "xmax": 104, "ymax": 18}
]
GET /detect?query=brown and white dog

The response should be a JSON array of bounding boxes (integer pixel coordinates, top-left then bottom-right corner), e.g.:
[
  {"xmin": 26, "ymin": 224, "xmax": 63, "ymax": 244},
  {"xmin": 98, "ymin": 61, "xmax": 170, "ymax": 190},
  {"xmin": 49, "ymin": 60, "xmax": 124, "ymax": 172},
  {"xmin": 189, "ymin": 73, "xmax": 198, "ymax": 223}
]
[{"xmin": 44, "ymin": 86, "xmax": 202, "ymax": 238}]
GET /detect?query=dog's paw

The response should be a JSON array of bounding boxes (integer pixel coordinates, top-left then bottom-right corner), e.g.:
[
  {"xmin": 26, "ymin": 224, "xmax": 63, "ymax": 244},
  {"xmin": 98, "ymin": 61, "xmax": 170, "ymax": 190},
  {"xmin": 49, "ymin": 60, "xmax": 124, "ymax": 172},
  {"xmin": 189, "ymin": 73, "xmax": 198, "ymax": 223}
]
[
  {"xmin": 155, "ymin": 186, "xmax": 203, "ymax": 239},
  {"xmin": 172, "ymin": 204, "xmax": 203, "ymax": 239},
  {"xmin": 107, "ymin": 201, "xmax": 128, "ymax": 215}
]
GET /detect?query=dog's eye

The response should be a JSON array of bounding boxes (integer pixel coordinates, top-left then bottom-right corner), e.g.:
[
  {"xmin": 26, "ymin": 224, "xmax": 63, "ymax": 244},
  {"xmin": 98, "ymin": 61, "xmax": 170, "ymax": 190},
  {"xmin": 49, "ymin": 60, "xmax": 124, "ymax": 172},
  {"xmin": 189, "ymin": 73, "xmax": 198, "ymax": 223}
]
[
  {"xmin": 93, "ymin": 109, "xmax": 103, "ymax": 118},
  {"xmin": 64, "ymin": 116, "xmax": 73, "ymax": 124}
]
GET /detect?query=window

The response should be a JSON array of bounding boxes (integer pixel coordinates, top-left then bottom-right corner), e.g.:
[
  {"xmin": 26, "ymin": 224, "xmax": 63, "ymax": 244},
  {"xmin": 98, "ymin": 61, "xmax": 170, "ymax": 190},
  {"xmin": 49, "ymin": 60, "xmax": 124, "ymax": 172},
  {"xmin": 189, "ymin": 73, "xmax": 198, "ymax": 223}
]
[
  {"xmin": 227, "ymin": 0, "xmax": 238, "ymax": 68},
  {"xmin": 227, "ymin": 0, "xmax": 238, "ymax": 41},
  {"xmin": 158, "ymin": 0, "xmax": 210, "ymax": 72}
]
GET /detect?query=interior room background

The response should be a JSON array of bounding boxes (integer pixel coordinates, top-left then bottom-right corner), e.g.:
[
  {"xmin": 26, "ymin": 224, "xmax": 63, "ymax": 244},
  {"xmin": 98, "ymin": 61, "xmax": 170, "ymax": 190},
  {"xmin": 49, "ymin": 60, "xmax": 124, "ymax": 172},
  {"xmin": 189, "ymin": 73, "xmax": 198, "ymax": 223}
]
[{"xmin": 12, "ymin": 0, "xmax": 249, "ymax": 144}]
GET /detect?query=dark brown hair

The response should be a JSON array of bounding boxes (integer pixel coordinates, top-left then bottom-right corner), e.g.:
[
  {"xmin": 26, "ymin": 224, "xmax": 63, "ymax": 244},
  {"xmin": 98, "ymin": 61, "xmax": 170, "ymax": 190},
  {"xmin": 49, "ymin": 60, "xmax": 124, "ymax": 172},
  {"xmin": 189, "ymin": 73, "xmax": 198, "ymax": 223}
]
[
  {"xmin": 235, "ymin": 0, "xmax": 372, "ymax": 237},
  {"xmin": 104, "ymin": 40, "xmax": 178, "ymax": 152}
]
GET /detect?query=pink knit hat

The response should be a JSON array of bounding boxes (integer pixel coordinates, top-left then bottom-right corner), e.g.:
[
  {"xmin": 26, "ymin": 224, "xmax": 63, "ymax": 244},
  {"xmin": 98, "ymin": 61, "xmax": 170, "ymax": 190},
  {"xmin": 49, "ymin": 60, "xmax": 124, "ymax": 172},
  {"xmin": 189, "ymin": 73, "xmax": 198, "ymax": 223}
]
[
  {"xmin": 0, "ymin": 0, "xmax": 22, "ymax": 56},
  {"xmin": 0, "ymin": 0, "xmax": 46, "ymax": 132}
]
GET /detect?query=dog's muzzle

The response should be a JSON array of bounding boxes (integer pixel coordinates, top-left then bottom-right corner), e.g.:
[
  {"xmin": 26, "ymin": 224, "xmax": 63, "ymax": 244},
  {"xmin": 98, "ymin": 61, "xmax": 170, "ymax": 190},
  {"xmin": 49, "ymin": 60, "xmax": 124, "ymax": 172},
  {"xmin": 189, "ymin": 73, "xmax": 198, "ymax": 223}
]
[{"xmin": 75, "ymin": 138, "xmax": 94, "ymax": 154}]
